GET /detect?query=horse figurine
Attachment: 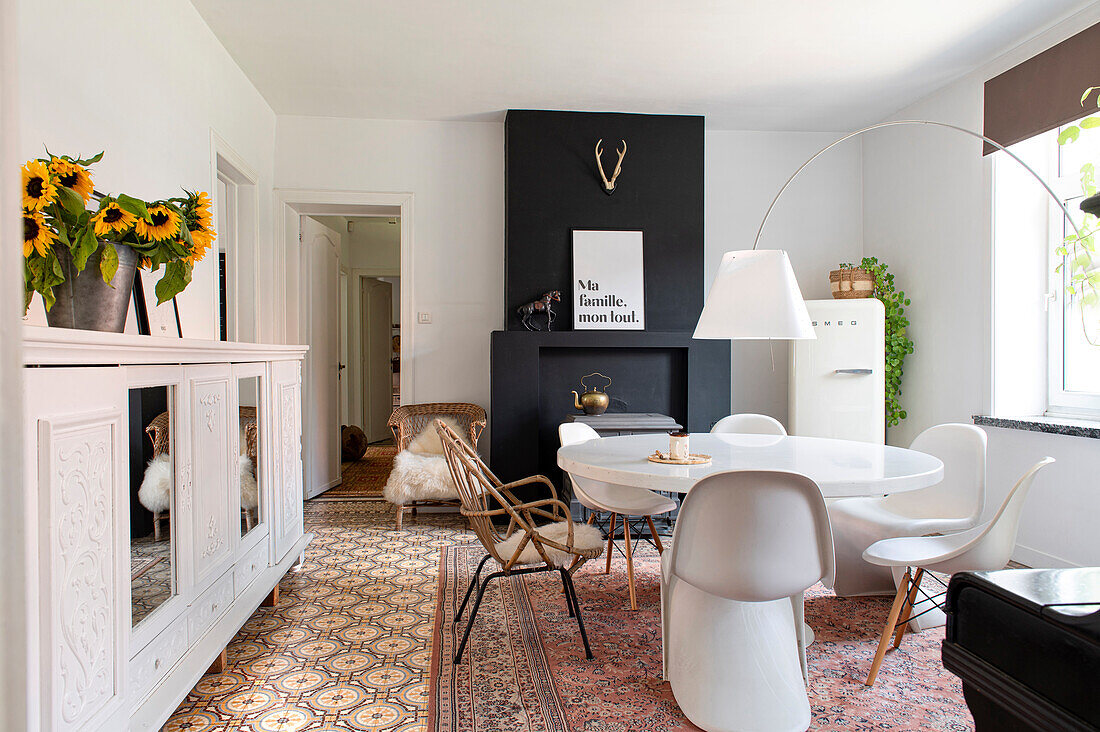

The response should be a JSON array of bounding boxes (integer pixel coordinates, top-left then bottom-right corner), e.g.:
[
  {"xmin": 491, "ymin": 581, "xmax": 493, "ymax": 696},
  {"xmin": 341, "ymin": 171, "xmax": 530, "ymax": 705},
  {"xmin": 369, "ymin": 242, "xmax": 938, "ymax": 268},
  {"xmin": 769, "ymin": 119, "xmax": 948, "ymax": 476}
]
[{"xmin": 516, "ymin": 290, "xmax": 561, "ymax": 331}]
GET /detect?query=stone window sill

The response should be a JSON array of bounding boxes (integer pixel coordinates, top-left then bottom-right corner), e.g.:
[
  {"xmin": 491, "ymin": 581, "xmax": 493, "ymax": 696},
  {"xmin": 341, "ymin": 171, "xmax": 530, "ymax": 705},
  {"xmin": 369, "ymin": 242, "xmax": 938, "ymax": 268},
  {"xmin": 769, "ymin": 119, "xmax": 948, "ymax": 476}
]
[{"xmin": 973, "ymin": 414, "xmax": 1100, "ymax": 440}]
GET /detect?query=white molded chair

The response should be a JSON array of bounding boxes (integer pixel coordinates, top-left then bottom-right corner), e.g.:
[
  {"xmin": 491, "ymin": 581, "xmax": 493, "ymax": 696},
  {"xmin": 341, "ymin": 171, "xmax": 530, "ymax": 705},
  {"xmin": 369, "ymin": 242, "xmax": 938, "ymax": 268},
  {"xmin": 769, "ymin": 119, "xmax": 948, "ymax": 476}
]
[
  {"xmin": 862, "ymin": 456, "xmax": 1054, "ymax": 686},
  {"xmin": 710, "ymin": 413, "xmax": 787, "ymax": 436},
  {"xmin": 559, "ymin": 423, "xmax": 676, "ymax": 610},
  {"xmin": 827, "ymin": 423, "xmax": 987, "ymax": 598},
  {"xmin": 660, "ymin": 470, "xmax": 833, "ymax": 732}
]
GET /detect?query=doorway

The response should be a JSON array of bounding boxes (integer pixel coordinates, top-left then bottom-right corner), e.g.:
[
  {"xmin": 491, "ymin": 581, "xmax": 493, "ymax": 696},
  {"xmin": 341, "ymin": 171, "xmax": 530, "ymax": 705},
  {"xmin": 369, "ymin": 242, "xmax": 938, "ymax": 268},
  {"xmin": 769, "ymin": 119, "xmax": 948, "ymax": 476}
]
[{"xmin": 276, "ymin": 190, "xmax": 413, "ymax": 501}]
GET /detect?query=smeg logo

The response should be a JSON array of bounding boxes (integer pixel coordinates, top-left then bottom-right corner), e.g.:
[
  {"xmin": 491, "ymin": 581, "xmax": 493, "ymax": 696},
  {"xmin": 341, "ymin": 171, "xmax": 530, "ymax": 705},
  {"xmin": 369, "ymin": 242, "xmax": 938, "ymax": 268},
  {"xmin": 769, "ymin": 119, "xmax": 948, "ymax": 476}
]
[{"xmin": 811, "ymin": 320, "xmax": 858, "ymax": 327}]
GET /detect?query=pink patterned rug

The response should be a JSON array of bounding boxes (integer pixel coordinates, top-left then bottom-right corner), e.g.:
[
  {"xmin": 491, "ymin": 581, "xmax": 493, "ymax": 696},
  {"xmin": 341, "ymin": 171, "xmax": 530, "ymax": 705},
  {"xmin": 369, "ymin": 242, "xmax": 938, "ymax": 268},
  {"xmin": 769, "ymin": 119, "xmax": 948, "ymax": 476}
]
[{"xmin": 428, "ymin": 544, "xmax": 973, "ymax": 731}]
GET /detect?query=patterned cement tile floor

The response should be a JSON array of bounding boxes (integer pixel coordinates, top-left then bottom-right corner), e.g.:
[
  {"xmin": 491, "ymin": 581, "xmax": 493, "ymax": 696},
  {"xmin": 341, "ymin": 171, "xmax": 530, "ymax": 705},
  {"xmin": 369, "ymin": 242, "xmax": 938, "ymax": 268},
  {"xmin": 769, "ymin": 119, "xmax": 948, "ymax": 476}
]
[
  {"xmin": 163, "ymin": 499, "xmax": 476, "ymax": 732},
  {"xmin": 132, "ymin": 532, "xmax": 173, "ymax": 626}
]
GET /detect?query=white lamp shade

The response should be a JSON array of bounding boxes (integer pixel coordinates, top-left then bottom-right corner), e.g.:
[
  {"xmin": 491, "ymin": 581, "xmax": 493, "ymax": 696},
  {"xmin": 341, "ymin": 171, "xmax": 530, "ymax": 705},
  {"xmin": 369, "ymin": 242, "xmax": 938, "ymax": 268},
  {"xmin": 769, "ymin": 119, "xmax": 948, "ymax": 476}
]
[{"xmin": 693, "ymin": 250, "xmax": 816, "ymax": 340}]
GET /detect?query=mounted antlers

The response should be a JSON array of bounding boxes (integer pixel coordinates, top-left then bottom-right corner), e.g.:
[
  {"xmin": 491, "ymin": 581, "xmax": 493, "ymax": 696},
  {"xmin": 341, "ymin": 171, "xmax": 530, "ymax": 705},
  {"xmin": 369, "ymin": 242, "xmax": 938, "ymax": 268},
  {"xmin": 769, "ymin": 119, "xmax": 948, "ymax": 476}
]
[{"xmin": 595, "ymin": 138, "xmax": 626, "ymax": 195}]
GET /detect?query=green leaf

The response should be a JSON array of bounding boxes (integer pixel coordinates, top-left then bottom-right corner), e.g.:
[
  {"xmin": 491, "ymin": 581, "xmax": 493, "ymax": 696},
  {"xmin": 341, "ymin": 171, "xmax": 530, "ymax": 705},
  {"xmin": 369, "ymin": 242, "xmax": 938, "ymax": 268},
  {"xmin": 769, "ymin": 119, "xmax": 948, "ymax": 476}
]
[
  {"xmin": 1082, "ymin": 87, "xmax": 1100, "ymax": 106},
  {"xmin": 74, "ymin": 151, "xmax": 104, "ymax": 166},
  {"xmin": 1081, "ymin": 116, "xmax": 1100, "ymax": 129},
  {"xmin": 99, "ymin": 242, "xmax": 119, "ymax": 285},
  {"xmin": 56, "ymin": 185, "xmax": 85, "ymax": 217},
  {"xmin": 154, "ymin": 260, "xmax": 192, "ymax": 304},
  {"xmin": 1058, "ymin": 126, "xmax": 1081, "ymax": 145},
  {"xmin": 72, "ymin": 227, "xmax": 98, "ymax": 272},
  {"xmin": 115, "ymin": 194, "xmax": 150, "ymax": 221}
]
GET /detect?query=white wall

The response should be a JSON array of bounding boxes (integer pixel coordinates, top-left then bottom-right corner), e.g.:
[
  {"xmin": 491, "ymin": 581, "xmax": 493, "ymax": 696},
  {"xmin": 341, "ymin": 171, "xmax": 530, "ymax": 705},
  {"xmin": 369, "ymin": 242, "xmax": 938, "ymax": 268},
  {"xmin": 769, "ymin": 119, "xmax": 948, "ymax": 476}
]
[
  {"xmin": 276, "ymin": 119, "xmax": 864, "ymax": 434},
  {"xmin": 276, "ymin": 116, "xmax": 505, "ymax": 413},
  {"xmin": 706, "ymin": 130, "xmax": 864, "ymax": 425},
  {"xmin": 349, "ymin": 218, "xmax": 401, "ymax": 271},
  {"xmin": 862, "ymin": 5, "xmax": 1100, "ymax": 567},
  {"xmin": 18, "ymin": 0, "xmax": 277, "ymax": 342}
]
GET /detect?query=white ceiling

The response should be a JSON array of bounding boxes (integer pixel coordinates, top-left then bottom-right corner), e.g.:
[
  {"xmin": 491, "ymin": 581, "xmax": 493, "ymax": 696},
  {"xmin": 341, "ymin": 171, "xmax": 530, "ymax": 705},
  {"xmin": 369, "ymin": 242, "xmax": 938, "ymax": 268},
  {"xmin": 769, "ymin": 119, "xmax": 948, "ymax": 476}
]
[{"xmin": 190, "ymin": 0, "xmax": 1093, "ymax": 131}]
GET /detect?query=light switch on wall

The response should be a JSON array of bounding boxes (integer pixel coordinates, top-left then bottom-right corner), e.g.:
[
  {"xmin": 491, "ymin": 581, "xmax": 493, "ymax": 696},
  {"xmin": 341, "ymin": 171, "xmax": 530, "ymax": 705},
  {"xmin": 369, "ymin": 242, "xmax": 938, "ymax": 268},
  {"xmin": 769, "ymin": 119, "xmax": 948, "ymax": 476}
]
[{"xmin": 418, "ymin": 312, "xmax": 432, "ymax": 324}]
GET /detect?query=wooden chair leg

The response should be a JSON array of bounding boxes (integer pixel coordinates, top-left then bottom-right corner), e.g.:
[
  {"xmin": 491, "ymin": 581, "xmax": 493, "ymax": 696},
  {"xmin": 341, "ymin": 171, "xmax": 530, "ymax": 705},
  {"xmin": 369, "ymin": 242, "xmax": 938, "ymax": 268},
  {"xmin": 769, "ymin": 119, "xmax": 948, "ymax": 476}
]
[
  {"xmin": 866, "ymin": 569, "xmax": 912, "ymax": 686},
  {"xmin": 645, "ymin": 515, "xmax": 664, "ymax": 554},
  {"xmin": 586, "ymin": 513, "xmax": 595, "ymax": 525},
  {"xmin": 604, "ymin": 513, "xmax": 616, "ymax": 575},
  {"xmin": 624, "ymin": 516, "xmax": 637, "ymax": 611},
  {"xmin": 893, "ymin": 567, "xmax": 925, "ymax": 648},
  {"xmin": 153, "ymin": 512, "xmax": 162, "ymax": 542},
  {"xmin": 395, "ymin": 506, "xmax": 404, "ymax": 530}
]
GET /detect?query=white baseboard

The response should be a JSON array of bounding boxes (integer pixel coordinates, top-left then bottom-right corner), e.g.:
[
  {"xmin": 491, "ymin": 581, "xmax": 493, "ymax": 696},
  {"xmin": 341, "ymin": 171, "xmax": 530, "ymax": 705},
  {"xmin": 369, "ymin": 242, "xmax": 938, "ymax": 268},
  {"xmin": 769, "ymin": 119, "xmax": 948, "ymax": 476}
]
[{"xmin": 1012, "ymin": 543, "xmax": 1080, "ymax": 569}]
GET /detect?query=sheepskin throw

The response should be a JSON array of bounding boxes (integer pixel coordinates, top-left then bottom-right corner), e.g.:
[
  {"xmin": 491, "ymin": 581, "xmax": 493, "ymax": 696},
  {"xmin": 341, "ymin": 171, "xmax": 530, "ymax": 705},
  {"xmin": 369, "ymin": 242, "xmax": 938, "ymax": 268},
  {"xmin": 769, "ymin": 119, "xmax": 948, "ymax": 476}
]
[
  {"xmin": 383, "ymin": 450, "xmax": 459, "ymax": 505},
  {"xmin": 494, "ymin": 521, "xmax": 604, "ymax": 567},
  {"xmin": 240, "ymin": 455, "xmax": 259, "ymax": 510},
  {"xmin": 138, "ymin": 453, "xmax": 173, "ymax": 514},
  {"xmin": 406, "ymin": 416, "xmax": 467, "ymax": 456}
]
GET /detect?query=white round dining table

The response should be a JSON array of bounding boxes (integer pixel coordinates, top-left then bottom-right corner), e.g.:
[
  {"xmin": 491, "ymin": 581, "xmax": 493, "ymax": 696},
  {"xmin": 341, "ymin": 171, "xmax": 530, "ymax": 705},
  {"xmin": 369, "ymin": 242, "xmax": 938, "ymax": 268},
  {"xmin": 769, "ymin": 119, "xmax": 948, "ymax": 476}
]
[
  {"xmin": 556, "ymin": 432, "xmax": 944, "ymax": 652},
  {"xmin": 556, "ymin": 432, "xmax": 943, "ymax": 498}
]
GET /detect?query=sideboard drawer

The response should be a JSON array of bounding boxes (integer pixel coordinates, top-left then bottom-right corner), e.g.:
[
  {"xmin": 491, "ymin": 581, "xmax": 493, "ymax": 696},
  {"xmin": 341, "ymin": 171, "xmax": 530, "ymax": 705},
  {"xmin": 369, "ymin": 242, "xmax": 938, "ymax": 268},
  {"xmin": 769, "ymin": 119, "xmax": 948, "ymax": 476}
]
[
  {"xmin": 234, "ymin": 540, "xmax": 269, "ymax": 597},
  {"xmin": 187, "ymin": 571, "xmax": 234, "ymax": 644},
  {"xmin": 129, "ymin": 622, "xmax": 188, "ymax": 709}
]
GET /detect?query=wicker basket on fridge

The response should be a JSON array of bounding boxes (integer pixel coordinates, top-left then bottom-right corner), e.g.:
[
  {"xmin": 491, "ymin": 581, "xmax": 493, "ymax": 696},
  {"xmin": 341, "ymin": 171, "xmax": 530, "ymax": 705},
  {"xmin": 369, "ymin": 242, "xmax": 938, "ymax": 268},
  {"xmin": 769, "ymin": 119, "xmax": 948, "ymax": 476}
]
[{"xmin": 830, "ymin": 268, "xmax": 875, "ymax": 299}]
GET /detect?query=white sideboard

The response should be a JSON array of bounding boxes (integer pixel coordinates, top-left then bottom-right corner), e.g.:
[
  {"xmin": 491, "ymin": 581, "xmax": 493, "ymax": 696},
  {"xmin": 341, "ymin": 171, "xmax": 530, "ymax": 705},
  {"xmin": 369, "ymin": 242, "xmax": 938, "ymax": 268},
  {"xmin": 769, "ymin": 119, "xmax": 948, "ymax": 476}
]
[{"xmin": 22, "ymin": 328, "xmax": 311, "ymax": 732}]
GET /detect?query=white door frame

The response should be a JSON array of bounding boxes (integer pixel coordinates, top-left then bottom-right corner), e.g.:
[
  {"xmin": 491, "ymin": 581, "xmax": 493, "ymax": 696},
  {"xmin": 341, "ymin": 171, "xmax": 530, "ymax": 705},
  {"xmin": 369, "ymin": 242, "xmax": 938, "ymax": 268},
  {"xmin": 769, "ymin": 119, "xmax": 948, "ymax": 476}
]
[
  {"xmin": 350, "ymin": 267, "xmax": 399, "ymax": 431},
  {"xmin": 274, "ymin": 189, "xmax": 413, "ymax": 402},
  {"xmin": 209, "ymin": 130, "xmax": 260, "ymax": 343},
  {"xmin": 274, "ymin": 190, "xmax": 413, "ymax": 497}
]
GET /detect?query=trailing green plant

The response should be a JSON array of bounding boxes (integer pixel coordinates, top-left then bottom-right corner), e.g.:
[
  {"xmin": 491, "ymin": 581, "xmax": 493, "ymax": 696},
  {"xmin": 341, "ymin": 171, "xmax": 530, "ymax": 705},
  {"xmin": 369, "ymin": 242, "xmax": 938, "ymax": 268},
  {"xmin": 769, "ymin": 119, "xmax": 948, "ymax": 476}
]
[
  {"xmin": 838, "ymin": 257, "xmax": 913, "ymax": 427},
  {"xmin": 1054, "ymin": 86, "xmax": 1100, "ymax": 345}
]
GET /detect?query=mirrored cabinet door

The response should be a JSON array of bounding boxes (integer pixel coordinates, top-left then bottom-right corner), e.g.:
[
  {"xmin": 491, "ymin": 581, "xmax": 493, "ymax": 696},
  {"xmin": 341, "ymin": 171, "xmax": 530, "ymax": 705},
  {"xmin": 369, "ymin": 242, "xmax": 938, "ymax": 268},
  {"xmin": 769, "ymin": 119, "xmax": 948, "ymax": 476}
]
[
  {"xmin": 129, "ymin": 384, "xmax": 176, "ymax": 627},
  {"xmin": 238, "ymin": 374, "xmax": 263, "ymax": 538}
]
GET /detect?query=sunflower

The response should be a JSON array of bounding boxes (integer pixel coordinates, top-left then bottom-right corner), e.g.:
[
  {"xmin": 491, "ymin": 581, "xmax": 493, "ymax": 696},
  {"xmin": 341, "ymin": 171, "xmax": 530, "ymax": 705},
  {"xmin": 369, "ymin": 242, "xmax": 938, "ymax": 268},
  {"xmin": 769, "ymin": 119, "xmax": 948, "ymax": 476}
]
[
  {"xmin": 186, "ymin": 226, "xmax": 214, "ymax": 264},
  {"xmin": 23, "ymin": 209, "xmax": 56, "ymax": 257},
  {"xmin": 92, "ymin": 202, "xmax": 137, "ymax": 237},
  {"xmin": 22, "ymin": 160, "xmax": 57, "ymax": 211},
  {"xmin": 136, "ymin": 204, "xmax": 181, "ymax": 242},
  {"xmin": 191, "ymin": 191, "xmax": 213, "ymax": 229},
  {"xmin": 49, "ymin": 158, "xmax": 94, "ymax": 203}
]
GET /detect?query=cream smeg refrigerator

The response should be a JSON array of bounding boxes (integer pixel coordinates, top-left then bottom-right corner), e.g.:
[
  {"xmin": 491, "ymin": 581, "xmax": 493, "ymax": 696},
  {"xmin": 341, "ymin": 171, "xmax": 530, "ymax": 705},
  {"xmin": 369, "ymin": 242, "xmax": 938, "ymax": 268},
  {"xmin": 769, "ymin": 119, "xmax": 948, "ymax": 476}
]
[{"xmin": 789, "ymin": 299, "xmax": 885, "ymax": 444}]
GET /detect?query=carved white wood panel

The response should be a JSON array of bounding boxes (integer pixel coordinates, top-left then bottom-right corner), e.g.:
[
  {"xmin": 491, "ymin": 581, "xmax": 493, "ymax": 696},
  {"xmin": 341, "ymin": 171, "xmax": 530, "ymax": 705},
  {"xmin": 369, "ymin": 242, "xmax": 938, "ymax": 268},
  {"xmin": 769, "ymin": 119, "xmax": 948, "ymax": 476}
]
[
  {"xmin": 188, "ymin": 366, "xmax": 235, "ymax": 588},
  {"xmin": 272, "ymin": 360, "xmax": 305, "ymax": 563},
  {"xmin": 36, "ymin": 400, "xmax": 127, "ymax": 732}
]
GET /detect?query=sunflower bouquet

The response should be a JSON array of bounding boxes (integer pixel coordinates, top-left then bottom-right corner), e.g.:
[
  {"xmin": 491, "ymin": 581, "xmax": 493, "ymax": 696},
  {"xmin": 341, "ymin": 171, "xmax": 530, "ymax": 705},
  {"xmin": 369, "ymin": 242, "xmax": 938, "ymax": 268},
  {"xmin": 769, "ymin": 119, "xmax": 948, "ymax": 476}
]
[
  {"xmin": 92, "ymin": 189, "xmax": 216, "ymax": 304},
  {"xmin": 21, "ymin": 150, "xmax": 217, "ymax": 313}
]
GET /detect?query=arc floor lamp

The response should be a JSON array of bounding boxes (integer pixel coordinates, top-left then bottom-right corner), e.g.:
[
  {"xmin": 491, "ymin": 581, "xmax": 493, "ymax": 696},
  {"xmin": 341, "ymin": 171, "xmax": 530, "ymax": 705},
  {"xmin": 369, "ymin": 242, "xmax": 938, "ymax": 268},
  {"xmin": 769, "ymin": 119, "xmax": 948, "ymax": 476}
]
[{"xmin": 694, "ymin": 119, "xmax": 1087, "ymax": 341}]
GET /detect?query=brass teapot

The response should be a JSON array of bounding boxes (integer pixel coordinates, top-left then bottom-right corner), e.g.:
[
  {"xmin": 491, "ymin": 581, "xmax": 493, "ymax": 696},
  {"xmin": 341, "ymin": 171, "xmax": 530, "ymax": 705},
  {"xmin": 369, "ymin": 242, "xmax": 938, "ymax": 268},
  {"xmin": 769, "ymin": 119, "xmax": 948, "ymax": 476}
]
[{"xmin": 572, "ymin": 372, "xmax": 611, "ymax": 415}]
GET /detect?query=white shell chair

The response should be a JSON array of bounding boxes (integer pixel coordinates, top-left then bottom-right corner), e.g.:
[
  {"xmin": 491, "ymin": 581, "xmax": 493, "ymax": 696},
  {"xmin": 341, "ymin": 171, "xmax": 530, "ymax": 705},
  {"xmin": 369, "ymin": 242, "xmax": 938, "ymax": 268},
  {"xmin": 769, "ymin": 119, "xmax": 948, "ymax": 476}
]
[
  {"xmin": 559, "ymin": 423, "xmax": 676, "ymax": 610},
  {"xmin": 827, "ymin": 423, "xmax": 987, "ymax": 598},
  {"xmin": 661, "ymin": 470, "xmax": 833, "ymax": 732},
  {"xmin": 862, "ymin": 456, "xmax": 1054, "ymax": 686},
  {"xmin": 710, "ymin": 413, "xmax": 787, "ymax": 435}
]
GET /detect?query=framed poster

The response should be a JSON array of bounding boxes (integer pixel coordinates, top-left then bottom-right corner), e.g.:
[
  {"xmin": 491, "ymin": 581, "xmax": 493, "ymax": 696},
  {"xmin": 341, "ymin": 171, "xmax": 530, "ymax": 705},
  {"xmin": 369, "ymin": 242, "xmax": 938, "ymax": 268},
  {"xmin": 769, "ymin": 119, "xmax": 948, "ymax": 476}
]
[
  {"xmin": 572, "ymin": 229, "xmax": 645, "ymax": 330},
  {"xmin": 134, "ymin": 270, "xmax": 183, "ymax": 338}
]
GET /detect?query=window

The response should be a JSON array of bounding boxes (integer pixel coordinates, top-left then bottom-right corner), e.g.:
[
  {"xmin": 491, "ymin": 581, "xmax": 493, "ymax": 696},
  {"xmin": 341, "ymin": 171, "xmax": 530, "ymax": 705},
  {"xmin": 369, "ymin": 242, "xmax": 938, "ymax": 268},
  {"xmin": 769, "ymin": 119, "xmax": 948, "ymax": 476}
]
[{"xmin": 1048, "ymin": 115, "xmax": 1100, "ymax": 416}]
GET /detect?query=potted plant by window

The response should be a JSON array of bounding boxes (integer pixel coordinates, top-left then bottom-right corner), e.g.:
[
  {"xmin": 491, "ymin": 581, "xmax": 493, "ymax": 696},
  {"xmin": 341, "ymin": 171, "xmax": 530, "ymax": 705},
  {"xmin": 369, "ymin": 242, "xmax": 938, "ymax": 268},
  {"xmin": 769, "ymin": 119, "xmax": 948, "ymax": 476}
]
[
  {"xmin": 1055, "ymin": 86, "xmax": 1100, "ymax": 345},
  {"xmin": 837, "ymin": 256, "xmax": 914, "ymax": 428},
  {"xmin": 22, "ymin": 152, "xmax": 216, "ymax": 332}
]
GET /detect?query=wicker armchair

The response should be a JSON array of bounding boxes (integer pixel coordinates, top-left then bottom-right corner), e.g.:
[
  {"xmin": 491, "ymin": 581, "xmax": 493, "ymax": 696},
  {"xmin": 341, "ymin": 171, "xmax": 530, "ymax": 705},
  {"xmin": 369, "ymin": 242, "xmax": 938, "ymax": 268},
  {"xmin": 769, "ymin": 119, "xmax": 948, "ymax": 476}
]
[
  {"xmin": 145, "ymin": 409, "xmax": 261, "ymax": 536},
  {"xmin": 387, "ymin": 402, "xmax": 487, "ymax": 529},
  {"xmin": 144, "ymin": 412, "xmax": 172, "ymax": 541},
  {"xmin": 388, "ymin": 402, "xmax": 486, "ymax": 451},
  {"xmin": 436, "ymin": 419, "xmax": 604, "ymax": 663}
]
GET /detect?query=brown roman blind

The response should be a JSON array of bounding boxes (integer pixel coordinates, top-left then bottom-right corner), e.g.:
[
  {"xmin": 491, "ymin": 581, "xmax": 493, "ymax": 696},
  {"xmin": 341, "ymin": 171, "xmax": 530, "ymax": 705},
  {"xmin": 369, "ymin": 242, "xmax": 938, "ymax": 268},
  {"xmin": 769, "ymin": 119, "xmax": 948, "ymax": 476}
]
[{"xmin": 983, "ymin": 22, "xmax": 1100, "ymax": 154}]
